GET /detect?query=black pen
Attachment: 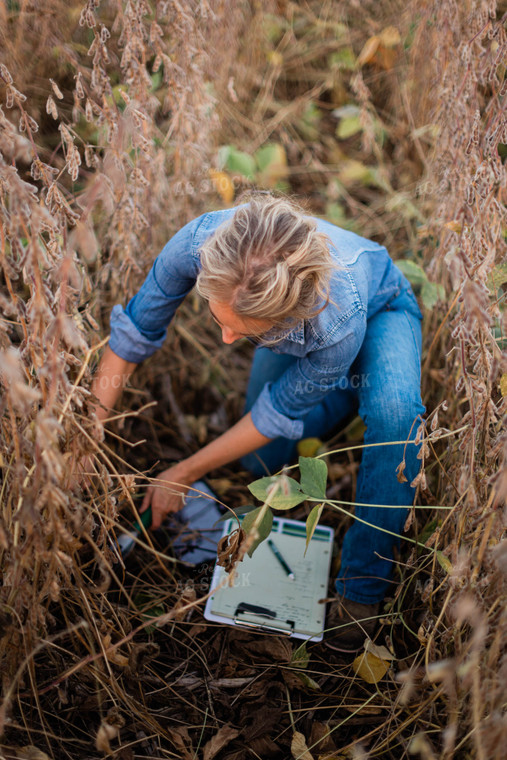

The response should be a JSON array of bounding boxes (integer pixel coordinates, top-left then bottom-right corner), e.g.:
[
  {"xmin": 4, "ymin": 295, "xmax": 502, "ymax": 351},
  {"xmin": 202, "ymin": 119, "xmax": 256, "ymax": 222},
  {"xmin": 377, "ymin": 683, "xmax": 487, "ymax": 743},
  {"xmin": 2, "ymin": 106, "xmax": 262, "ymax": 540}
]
[{"xmin": 267, "ymin": 539, "xmax": 295, "ymax": 580}]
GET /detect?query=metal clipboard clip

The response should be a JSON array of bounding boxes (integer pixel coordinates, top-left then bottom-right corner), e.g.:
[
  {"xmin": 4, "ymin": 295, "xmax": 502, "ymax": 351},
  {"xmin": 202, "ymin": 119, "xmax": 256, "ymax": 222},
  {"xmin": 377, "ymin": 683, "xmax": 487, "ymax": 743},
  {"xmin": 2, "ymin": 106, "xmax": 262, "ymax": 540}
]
[{"xmin": 233, "ymin": 603, "xmax": 294, "ymax": 635}]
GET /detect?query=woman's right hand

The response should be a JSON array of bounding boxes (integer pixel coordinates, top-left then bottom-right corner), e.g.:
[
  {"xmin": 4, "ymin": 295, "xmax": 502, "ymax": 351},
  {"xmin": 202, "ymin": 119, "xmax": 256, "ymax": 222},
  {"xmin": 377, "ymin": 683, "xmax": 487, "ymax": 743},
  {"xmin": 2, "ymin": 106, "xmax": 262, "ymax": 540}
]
[{"xmin": 140, "ymin": 464, "xmax": 196, "ymax": 530}]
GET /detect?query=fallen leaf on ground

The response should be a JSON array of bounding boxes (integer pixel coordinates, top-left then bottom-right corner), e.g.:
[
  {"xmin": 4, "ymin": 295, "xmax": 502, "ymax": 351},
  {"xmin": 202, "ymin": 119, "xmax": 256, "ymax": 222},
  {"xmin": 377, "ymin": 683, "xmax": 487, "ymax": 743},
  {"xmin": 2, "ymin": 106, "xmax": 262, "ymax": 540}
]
[
  {"xmin": 291, "ymin": 730, "xmax": 314, "ymax": 760},
  {"xmin": 364, "ymin": 639, "xmax": 395, "ymax": 661},
  {"xmin": 244, "ymin": 635, "xmax": 292, "ymax": 662},
  {"xmin": 202, "ymin": 723, "xmax": 240, "ymax": 760},
  {"xmin": 352, "ymin": 650, "xmax": 391, "ymax": 683},
  {"xmin": 309, "ymin": 721, "xmax": 336, "ymax": 754},
  {"xmin": 168, "ymin": 726, "xmax": 194, "ymax": 759}
]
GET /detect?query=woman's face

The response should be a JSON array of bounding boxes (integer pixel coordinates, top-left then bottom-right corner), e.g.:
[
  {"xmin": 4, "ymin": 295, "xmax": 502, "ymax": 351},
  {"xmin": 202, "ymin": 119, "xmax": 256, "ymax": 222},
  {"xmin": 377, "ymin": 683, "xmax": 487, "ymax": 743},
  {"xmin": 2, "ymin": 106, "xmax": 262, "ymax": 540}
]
[{"xmin": 208, "ymin": 300, "xmax": 274, "ymax": 345}]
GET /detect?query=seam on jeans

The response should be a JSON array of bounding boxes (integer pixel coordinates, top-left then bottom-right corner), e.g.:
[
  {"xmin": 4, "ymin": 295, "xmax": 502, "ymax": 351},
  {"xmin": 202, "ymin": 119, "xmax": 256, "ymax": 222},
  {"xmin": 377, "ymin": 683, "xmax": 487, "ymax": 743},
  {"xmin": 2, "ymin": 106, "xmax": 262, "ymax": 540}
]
[{"xmin": 402, "ymin": 309, "xmax": 422, "ymax": 368}]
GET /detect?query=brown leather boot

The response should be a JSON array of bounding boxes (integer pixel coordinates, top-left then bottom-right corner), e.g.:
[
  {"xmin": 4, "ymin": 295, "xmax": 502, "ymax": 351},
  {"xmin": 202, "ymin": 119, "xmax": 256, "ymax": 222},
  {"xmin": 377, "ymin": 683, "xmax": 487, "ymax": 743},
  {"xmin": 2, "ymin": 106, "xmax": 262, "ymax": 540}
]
[{"xmin": 325, "ymin": 596, "xmax": 380, "ymax": 653}]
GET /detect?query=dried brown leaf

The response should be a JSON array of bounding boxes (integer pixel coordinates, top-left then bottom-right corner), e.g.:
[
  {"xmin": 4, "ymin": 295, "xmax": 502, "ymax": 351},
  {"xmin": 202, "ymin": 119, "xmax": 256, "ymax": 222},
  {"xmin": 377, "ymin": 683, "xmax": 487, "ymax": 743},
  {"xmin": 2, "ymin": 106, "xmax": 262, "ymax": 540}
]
[
  {"xmin": 291, "ymin": 731, "xmax": 314, "ymax": 760},
  {"xmin": 202, "ymin": 723, "xmax": 240, "ymax": 760}
]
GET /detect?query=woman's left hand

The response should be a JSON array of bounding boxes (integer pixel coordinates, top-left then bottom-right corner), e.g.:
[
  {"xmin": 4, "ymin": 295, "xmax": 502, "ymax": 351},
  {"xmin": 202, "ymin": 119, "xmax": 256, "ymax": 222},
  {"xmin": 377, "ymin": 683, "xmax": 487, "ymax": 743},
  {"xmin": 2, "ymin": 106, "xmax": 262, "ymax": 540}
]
[{"xmin": 140, "ymin": 463, "xmax": 195, "ymax": 529}]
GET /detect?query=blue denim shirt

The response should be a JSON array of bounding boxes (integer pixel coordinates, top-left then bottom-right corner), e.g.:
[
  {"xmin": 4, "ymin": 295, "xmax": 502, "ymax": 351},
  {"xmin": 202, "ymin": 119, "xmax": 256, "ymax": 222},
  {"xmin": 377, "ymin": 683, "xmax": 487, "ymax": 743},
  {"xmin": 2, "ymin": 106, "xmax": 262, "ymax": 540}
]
[{"xmin": 109, "ymin": 204, "xmax": 422, "ymax": 440}]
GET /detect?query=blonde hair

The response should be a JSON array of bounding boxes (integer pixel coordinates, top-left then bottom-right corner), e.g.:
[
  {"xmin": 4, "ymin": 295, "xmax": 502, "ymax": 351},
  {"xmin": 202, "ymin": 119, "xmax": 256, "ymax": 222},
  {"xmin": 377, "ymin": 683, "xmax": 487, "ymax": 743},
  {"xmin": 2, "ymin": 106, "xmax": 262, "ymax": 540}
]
[{"xmin": 196, "ymin": 191, "xmax": 337, "ymax": 335}]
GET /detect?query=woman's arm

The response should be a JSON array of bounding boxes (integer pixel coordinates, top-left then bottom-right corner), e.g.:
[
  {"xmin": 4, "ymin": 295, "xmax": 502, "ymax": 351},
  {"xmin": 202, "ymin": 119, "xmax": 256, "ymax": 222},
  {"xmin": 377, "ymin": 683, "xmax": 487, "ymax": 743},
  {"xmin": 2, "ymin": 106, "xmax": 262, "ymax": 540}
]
[
  {"xmin": 73, "ymin": 346, "xmax": 137, "ymax": 487},
  {"xmin": 141, "ymin": 412, "xmax": 272, "ymax": 529},
  {"xmin": 90, "ymin": 345, "xmax": 138, "ymax": 423}
]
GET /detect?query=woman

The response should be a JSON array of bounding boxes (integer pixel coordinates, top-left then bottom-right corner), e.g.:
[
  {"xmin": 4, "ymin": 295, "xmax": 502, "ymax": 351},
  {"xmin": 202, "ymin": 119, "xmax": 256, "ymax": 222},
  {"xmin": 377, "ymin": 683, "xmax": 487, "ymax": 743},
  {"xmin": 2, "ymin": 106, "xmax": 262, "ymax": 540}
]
[{"xmin": 91, "ymin": 192, "xmax": 425, "ymax": 651}]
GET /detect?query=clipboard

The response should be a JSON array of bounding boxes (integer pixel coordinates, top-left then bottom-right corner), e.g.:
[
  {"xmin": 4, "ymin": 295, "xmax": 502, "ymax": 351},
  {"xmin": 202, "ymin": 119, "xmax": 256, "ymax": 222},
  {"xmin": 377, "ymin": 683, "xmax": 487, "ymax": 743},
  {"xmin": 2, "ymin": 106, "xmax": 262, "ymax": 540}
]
[{"xmin": 204, "ymin": 515, "xmax": 334, "ymax": 641}]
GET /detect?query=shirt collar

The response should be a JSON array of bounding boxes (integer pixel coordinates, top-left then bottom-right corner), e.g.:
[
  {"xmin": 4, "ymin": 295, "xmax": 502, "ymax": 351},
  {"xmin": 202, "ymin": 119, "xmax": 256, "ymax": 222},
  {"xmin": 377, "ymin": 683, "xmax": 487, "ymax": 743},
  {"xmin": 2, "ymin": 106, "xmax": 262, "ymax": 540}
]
[{"xmin": 254, "ymin": 319, "xmax": 305, "ymax": 345}]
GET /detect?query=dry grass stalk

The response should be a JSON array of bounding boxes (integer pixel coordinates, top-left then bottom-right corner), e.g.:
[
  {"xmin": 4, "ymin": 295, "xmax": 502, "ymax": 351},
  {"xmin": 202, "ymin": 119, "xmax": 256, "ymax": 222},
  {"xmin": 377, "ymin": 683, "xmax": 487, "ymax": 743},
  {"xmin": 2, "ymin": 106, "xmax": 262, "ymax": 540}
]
[
  {"xmin": 403, "ymin": 1, "xmax": 507, "ymax": 757},
  {"xmin": 0, "ymin": 0, "xmax": 254, "ymax": 745}
]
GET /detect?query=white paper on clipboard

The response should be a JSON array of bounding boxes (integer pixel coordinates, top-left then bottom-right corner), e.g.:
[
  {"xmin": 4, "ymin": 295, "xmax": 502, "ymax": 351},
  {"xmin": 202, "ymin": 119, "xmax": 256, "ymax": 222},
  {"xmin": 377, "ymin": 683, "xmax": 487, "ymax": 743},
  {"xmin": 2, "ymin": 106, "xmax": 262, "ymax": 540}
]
[{"xmin": 204, "ymin": 515, "xmax": 334, "ymax": 641}]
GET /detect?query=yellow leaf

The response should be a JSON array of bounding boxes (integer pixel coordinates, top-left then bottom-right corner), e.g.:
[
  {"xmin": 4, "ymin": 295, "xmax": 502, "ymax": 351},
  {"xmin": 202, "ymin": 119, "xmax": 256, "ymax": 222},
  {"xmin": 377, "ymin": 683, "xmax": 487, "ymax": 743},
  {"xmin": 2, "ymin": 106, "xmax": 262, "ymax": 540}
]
[
  {"xmin": 352, "ymin": 651, "xmax": 390, "ymax": 683},
  {"xmin": 209, "ymin": 169, "xmax": 235, "ymax": 204},
  {"xmin": 291, "ymin": 731, "xmax": 314, "ymax": 760},
  {"xmin": 338, "ymin": 159, "xmax": 372, "ymax": 186},
  {"xmin": 297, "ymin": 437, "xmax": 325, "ymax": 457},
  {"xmin": 444, "ymin": 219, "xmax": 462, "ymax": 234},
  {"xmin": 379, "ymin": 26, "xmax": 401, "ymax": 47},
  {"xmin": 267, "ymin": 51, "xmax": 284, "ymax": 67},
  {"xmin": 357, "ymin": 36, "xmax": 380, "ymax": 66},
  {"xmin": 500, "ymin": 373, "xmax": 507, "ymax": 397}
]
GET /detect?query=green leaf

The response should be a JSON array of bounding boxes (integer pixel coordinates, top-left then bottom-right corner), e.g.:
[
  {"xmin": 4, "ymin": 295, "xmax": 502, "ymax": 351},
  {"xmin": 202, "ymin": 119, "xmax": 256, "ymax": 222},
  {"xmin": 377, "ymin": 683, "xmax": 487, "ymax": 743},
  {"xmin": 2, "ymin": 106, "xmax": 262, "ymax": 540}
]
[
  {"xmin": 214, "ymin": 504, "xmax": 257, "ymax": 525},
  {"xmin": 133, "ymin": 593, "xmax": 166, "ymax": 634},
  {"xmin": 436, "ymin": 550, "xmax": 452, "ymax": 574},
  {"xmin": 396, "ymin": 259, "xmax": 428, "ymax": 288},
  {"xmin": 218, "ymin": 145, "xmax": 256, "ymax": 179},
  {"xmin": 305, "ymin": 503, "xmax": 324, "ymax": 557},
  {"xmin": 421, "ymin": 280, "xmax": 445, "ymax": 309},
  {"xmin": 487, "ymin": 261, "xmax": 507, "ymax": 292},
  {"xmin": 295, "ymin": 671, "xmax": 321, "ymax": 690},
  {"xmin": 254, "ymin": 143, "xmax": 289, "ymax": 188},
  {"xmin": 248, "ymin": 474, "xmax": 306, "ymax": 510},
  {"xmin": 325, "ymin": 201, "xmax": 347, "ymax": 226},
  {"xmin": 273, "ymin": 179, "xmax": 291, "ymax": 193},
  {"xmin": 299, "ymin": 456, "xmax": 328, "ymax": 499},
  {"xmin": 297, "ymin": 437, "xmax": 326, "ymax": 458},
  {"xmin": 255, "ymin": 143, "xmax": 286, "ymax": 172},
  {"xmin": 297, "ymin": 102, "xmax": 321, "ymax": 141},
  {"xmin": 345, "ymin": 414, "xmax": 366, "ymax": 441},
  {"xmin": 241, "ymin": 506, "xmax": 273, "ymax": 557},
  {"xmin": 291, "ymin": 641, "xmax": 310, "ymax": 668},
  {"xmin": 336, "ymin": 115, "xmax": 363, "ymax": 139},
  {"xmin": 150, "ymin": 72, "xmax": 162, "ymax": 91},
  {"xmin": 262, "ymin": 13, "xmax": 287, "ymax": 44},
  {"xmin": 418, "ymin": 517, "xmax": 440, "ymax": 546},
  {"xmin": 328, "ymin": 47, "xmax": 356, "ymax": 70}
]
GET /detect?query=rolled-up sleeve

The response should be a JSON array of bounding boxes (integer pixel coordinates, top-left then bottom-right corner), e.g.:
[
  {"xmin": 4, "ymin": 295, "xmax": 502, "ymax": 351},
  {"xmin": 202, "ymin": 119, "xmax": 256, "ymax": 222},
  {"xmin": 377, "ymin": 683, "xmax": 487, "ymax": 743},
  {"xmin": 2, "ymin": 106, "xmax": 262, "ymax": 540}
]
[
  {"xmin": 108, "ymin": 216, "xmax": 202, "ymax": 362},
  {"xmin": 250, "ymin": 311, "xmax": 366, "ymax": 439}
]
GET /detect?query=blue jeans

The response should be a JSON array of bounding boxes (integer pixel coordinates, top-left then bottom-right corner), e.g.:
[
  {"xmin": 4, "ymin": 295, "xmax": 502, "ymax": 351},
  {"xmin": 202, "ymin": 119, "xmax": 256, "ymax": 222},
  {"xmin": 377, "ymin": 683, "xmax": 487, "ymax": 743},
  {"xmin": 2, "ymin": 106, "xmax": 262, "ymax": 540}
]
[{"xmin": 241, "ymin": 290, "xmax": 425, "ymax": 604}]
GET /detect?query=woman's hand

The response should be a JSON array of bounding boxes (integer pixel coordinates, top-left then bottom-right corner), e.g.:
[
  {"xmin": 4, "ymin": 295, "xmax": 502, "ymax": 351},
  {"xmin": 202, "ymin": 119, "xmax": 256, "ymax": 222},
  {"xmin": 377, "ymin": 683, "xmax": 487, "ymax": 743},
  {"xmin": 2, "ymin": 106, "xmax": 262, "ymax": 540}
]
[
  {"xmin": 140, "ymin": 463, "xmax": 195, "ymax": 530},
  {"xmin": 139, "ymin": 412, "xmax": 271, "ymax": 531}
]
